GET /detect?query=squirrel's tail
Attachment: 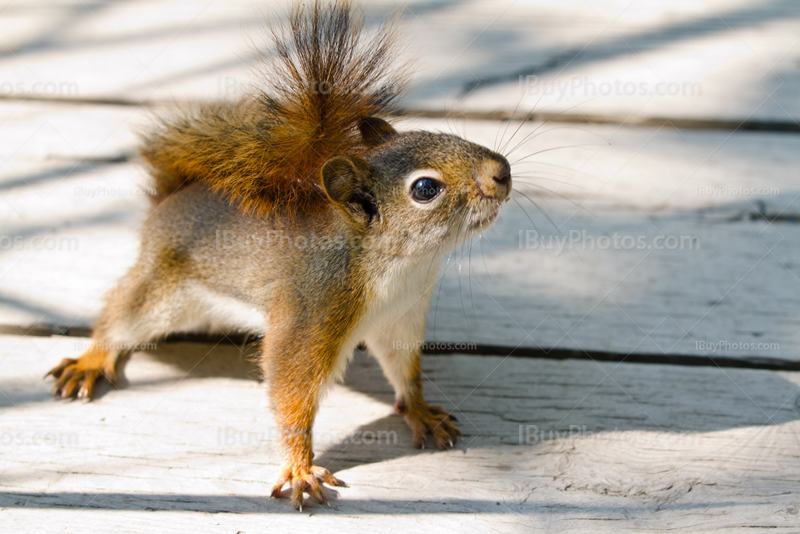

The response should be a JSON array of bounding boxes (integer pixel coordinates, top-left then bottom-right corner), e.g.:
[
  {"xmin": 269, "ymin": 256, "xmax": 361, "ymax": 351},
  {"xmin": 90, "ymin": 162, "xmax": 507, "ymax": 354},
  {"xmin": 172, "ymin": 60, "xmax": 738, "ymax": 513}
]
[{"xmin": 139, "ymin": 0, "xmax": 406, "ymax": 215}]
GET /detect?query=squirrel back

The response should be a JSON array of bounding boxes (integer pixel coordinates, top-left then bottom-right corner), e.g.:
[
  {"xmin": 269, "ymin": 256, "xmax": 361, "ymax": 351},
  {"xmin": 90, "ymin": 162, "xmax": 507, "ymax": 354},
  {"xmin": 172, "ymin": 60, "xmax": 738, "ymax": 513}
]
[{"xmin": 139, "ymin": 0, "xmax": 407, "ymax": 217}]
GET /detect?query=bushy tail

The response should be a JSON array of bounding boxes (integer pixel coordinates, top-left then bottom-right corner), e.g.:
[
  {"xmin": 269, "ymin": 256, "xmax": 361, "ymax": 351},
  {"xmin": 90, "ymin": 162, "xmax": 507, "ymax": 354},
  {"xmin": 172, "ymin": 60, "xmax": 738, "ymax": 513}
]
[{"xmin": 139, "ymin": 0, "xmax": 406, "ymax": 216}]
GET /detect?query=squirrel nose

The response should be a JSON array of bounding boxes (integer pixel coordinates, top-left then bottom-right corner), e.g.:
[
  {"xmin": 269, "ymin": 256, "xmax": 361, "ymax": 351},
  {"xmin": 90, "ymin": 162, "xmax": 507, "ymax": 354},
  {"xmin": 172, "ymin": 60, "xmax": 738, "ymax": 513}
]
[
  {"xmin": 493, "ymin": 162, "xmax": 511, "ymax": 186},
  {"xmin": 477, "ymin": 157, "xmax": 512, "ymax": 201}
]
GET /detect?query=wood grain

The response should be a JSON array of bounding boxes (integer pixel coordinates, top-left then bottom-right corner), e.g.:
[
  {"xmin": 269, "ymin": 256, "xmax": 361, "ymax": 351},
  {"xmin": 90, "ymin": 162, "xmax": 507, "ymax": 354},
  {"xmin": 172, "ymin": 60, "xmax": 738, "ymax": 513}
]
[
  {"xmin": 1, "ymin": 334, "xmax": 799, "ymax": 531},
  {"xmin": 1, "ymin": 0, "xmax": 798, "ymax": 123},
  {"xmin": 1, "ymin": 109, "xmax": 797, "ymax": 360}
]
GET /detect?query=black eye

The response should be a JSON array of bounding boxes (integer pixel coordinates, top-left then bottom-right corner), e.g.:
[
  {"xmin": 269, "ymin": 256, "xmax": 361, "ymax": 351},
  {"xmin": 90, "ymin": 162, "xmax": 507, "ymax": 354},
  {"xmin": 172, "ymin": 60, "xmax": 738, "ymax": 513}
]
[{"xmin": 410, "ymin": 177, "xmax": 442, "ymax": 203}]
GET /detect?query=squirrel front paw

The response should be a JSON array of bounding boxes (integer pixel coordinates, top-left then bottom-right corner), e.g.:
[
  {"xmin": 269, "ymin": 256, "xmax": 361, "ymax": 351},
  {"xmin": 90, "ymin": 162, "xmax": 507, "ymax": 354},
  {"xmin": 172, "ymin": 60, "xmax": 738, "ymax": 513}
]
[
  {"xmin": 397, "ymin": 399, "xmax": 462, "ymax": 450},
  {"xmin": 270, "ymin": 464, "xmax": 346, "ymax": 511}
]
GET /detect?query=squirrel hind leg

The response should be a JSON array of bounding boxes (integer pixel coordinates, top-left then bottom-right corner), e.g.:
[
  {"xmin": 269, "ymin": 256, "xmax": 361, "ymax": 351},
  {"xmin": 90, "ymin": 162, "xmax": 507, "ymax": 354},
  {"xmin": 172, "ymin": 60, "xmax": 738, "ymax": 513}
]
[
  {"xmin": 46, "ymin": 259, "xmax": 188, "ymax": 400},
  {"xmin": 46, "ymin": 283, "xmax": 186, "ymax": 401},
  {"xmin": 47, "ymin": 257, "xmax": 270, "ymax": 400}
]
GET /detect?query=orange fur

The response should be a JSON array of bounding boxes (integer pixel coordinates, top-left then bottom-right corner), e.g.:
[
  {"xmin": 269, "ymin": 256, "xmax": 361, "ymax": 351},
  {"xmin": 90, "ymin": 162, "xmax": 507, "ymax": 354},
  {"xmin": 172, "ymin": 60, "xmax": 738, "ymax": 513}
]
[
  {"xmin": 138, "ymin": 0, "xmax": 407, "ymax": 218},
  {"xmin": 45, "ymin": 0, "xmax": 500, "ymax": 509},
  {"xmin": 47, "ymin": 346, "xmax": 117, "ymax": 400}
]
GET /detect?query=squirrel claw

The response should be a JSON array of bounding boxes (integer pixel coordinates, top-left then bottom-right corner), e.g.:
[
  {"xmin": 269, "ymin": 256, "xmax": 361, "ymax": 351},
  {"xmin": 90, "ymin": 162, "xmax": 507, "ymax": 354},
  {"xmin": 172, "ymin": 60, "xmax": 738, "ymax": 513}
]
[
  {"xmin": 46, "ymin": 358, "xmax": 77, "ymax": 380},
  {"xmin": 46, "ymin": 355, "xmax": 115, "ymax": 400},
  {"xmin": 271, "ymin": 464, "xmax": 345, "ymax": 511},
  {"xmin": 406, "ymin": 403, "xmax": 461, "ymax": 451}
]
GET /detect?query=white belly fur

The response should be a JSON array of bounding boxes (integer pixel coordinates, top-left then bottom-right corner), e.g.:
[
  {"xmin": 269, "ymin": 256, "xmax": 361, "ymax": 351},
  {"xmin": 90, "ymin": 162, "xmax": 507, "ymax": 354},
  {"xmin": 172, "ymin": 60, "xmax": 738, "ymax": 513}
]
[
  {"xmin": 330, "ymin": 255, "xmax": 441, "ymax": 383},
  {"xmin": 177, "ymin": 281, "xmax": 268, "ymax": 335}
]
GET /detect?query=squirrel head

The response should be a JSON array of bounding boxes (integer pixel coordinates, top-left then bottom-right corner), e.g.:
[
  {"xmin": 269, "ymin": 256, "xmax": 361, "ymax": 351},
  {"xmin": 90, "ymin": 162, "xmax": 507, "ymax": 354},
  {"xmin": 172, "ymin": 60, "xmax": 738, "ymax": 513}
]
[{"xmin": 321, "ymin": 117, "xmax": 511, "ymax": 258}]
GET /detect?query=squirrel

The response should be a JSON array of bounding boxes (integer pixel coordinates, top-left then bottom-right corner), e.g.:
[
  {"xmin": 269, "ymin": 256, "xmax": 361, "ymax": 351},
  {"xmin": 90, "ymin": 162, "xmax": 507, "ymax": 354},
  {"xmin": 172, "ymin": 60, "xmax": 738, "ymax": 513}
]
[{"xmin": 46, "ymin": 0, "xmax": 511, "ymax": 511}]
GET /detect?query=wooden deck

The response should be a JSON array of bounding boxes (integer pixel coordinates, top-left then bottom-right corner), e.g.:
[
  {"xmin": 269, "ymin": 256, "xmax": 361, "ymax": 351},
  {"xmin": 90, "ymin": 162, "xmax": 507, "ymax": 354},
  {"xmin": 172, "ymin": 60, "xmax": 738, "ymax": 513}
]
[
  {"xmin": 4, "ymin": 337, "xmax": 800, "ymax": 531},
  {"xmin": 1, "ymin": 1, "xmax": 799, "ymax": 531}
]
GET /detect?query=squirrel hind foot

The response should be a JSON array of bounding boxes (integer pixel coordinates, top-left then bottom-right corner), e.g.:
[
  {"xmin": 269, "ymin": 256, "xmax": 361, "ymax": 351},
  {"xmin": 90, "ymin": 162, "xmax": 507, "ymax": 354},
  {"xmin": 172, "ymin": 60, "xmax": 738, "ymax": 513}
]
[
  {"xmin": 404, "ymin": 402, "xmax": 462, "ymax": 450},
  {"xmin": 46, "ymin": 347, "xmax": 118, "ymax": 400}
]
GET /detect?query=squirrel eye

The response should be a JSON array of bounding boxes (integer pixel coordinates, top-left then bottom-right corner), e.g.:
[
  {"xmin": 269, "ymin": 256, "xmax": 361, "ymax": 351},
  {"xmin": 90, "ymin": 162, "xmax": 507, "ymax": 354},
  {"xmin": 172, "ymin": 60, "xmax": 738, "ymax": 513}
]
[{"xmin": 410, "ymin": 177, "xmax": 442, "ymax": 203}]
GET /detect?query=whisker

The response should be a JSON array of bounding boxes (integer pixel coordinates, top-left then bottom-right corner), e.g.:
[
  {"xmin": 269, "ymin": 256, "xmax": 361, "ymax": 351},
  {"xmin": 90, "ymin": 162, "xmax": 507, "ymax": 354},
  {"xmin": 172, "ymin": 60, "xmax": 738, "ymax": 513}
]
[
  {"xmin": 505, "ymin": 124, "xmax": 608, "ymax": 159},
  {"xmin": 512, "ymin": 192, "xmax": 561, "ymax": 233},
  {"xmin": 431, "ymin": 202, "xmax": 471, "ymax": 340},
  {"xmin": 442, "ymin": 101, "xmax": 458, "ymax": 138},
  {"xmin": 497, "ymin": 72, "xmax": 559, "ymax": 152},
  {"xmin": 478, "ymin": 230, "xmax": 491, "ymax": 280},
  {"xmin": 467, "ymin": 210, "xmax": 477, "ymax": 326},
  {"xmin": 511, "ymin": 173, "xmax": 586, "ymax": 188},
  {"xmin": 513, "ymin": 182, "xmax": 588, "ymax": 208},
  {"xmin": 515, "ymin": 186, "xmax": 597, "ymax": 220},
  {"xmin": 499, "ymin": 95, "xmax": 603, "ymax": 155},
  {"xmin": 431, "ymin": 254, "xmax": 448, "ymax": 341},
  {"xmin": 454, "ymin": 205, "xmax": 472, "ymax": 326},
  {"xmin": 511, "ymin": 161, "xmax": 600, "ymax": 183},
  {"xmin": 511, "ymin": 196, "xmax": 541, "ymax": 235},
  {"xmin": 510, "ymin": 143, "xmax": 603, "ymax": 165}
]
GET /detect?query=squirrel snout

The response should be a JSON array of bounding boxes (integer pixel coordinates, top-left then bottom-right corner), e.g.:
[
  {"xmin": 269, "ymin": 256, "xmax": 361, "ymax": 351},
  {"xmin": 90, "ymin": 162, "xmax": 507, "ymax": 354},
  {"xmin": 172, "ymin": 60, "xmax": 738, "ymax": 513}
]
[
  {"xmin": 477, "ymin": 159, "xmax": 512, "ymax": 200},
  {"xmin": 493, "ymin": 162, "xmax": 511, "ymax": 187}
]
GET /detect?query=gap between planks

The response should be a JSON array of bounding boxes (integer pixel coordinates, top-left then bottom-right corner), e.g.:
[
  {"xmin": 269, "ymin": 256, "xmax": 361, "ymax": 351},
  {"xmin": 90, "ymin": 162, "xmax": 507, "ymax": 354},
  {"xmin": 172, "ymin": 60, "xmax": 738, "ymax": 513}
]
[
  {"xmin": 1, "ymin": 94, "xmax": 799, "ymax": 134},
  {"xmin": 3, "ymin": 324, "xmax": 799, "ymax": 373}
]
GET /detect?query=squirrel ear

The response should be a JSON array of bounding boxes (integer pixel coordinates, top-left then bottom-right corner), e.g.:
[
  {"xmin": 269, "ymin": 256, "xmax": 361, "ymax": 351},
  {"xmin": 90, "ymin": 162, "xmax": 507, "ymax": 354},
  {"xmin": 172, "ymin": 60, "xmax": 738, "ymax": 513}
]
[
  {"xmin": 321, "ymin": 156, "xmax": 380, "ymax": 226},
  {"xmin": 359, "ymin": 117, "xmax": 398, "ymax": 148}
]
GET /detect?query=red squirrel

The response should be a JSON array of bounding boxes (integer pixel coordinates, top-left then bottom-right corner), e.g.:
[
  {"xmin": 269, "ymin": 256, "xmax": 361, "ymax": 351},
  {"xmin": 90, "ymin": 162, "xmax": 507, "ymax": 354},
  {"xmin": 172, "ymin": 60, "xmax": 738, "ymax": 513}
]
[{"xmin": 47, "ymin": 0, "xmax": 511, "ymax": 510}]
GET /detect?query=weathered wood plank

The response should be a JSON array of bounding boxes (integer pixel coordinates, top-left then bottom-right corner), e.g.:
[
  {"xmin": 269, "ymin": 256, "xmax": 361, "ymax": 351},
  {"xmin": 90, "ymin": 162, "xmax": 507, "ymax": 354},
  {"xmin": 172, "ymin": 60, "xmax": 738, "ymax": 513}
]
[
  {"xmin": 1, "ymin": 334, "xmax": 799, "ymax": 531},
  {"xmin": 0, "ymin": 105, "xmax": 800, "ymax": 360},
  {"xmin": 1, "ymin": 1, "xmax": 799, "ymax": 123},
  {"xmin": 1, "ymin": 106, "xmax": 797, "ymax": 360},
  {"xmin": 449, "ymin": 1, "xmax": 800, "ymax": 125},
  {"xmin": 422, "ymin": 118, "xmax": 800, "ymax": 359}
]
